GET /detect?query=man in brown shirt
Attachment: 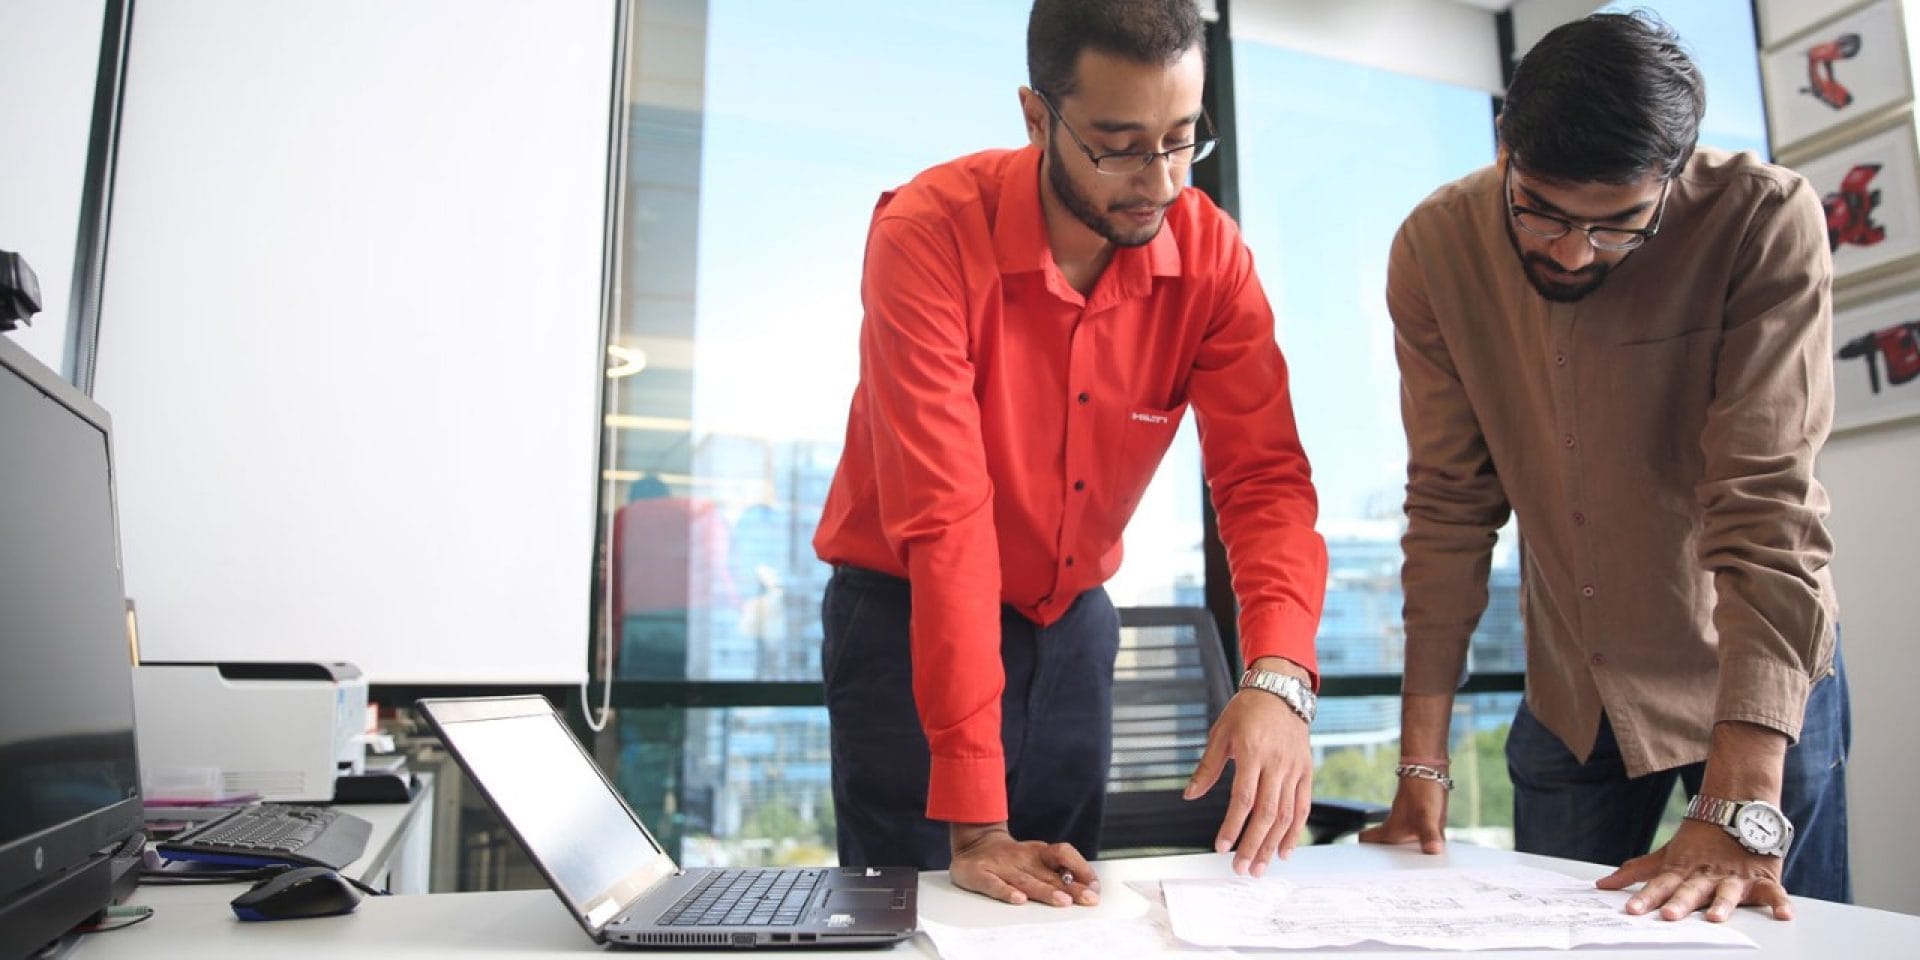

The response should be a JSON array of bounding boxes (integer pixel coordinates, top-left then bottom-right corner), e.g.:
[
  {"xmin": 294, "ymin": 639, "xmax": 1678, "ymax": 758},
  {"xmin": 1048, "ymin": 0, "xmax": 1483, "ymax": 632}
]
[{"xmin": 1360, "ymin": 13, "xmax": 1849, "ymax": 921}]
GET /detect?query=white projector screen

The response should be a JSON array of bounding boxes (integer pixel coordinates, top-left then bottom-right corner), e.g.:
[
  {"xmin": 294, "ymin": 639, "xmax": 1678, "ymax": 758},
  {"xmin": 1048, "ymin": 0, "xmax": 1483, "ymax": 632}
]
[{"xmin": 92, "ymin": 0, "xmax": 618, "ymax": 683}]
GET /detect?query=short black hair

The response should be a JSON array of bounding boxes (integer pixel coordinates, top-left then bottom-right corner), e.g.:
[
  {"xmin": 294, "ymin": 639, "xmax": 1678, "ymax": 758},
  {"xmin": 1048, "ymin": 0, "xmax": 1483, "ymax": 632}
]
[
  {"xmin": 1027, "ymin": 0, "xmax": 1204, "ymax": 99},
  {"xmin": 1499, "ymin": 11, "xmax": 1705, "ymax": 184}
]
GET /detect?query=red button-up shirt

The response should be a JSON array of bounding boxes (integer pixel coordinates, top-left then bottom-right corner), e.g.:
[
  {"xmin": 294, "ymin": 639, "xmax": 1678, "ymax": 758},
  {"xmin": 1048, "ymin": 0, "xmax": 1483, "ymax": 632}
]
[{"xmin": 813, "ymin": 145, "xmax": 1327, "ymax": 824}]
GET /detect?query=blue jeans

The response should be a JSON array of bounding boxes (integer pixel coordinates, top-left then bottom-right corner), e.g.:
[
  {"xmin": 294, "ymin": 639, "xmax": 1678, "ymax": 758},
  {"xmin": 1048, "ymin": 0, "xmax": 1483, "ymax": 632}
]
[
  {"xmin": 1507, "ymin": 645, "xmax": 1851, "ymax": 903},
  {"xmin": 820, "ymin": 565, "xmax": 1121, "ymax": 869}
]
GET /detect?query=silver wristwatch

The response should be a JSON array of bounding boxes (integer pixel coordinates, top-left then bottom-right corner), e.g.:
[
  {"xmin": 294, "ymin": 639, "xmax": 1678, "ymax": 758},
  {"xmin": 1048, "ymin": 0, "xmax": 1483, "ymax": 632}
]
[
  {"xmin": 1684, "ymin": 795, "xmax": 1794, "ymax": 858},
  {"xmin": 1238, "ymin": 668, "xmax": 1316, "ymax": 725}
]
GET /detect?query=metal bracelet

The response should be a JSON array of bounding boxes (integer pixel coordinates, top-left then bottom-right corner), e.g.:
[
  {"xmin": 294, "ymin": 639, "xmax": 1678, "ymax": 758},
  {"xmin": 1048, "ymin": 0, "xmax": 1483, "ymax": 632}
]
[{"xmin": 1394, "ymin": 762, "xmax": 1455, "ymax": 791}]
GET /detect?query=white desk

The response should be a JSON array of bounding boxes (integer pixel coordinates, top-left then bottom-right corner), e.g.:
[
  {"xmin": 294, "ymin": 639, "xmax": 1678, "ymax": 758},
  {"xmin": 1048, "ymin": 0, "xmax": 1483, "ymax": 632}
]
[
  {"xmin": 68, "ymin": 774, "xmax": 438, "ymax": 958},
  {"xmin": 78, "ymin": 842, "xmax": 1917, "ymax": 958}
]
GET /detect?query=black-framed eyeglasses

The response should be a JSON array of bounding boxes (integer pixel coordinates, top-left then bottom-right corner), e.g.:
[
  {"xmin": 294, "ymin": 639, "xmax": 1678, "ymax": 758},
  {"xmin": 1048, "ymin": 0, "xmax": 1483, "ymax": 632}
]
[
  {"xmin": 1035, "ymin": 91, "xmax": 1218, "ymax": 175},
  {"xmin": 1505, "ymin": 163, "xmax": 1671, "ymax": 252}
]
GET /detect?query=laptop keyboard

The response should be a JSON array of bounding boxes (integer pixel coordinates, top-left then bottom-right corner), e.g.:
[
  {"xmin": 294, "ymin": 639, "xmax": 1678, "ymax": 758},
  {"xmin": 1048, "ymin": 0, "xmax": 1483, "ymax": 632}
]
[{"xmin": 656, "ymin": 868, "xmax": 827, "ymax": 927}]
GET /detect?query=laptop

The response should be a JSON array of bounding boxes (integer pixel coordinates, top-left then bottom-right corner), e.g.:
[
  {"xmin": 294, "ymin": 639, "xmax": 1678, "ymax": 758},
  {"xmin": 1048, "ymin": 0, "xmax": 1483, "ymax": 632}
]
[{"xmin": 417, "ymin": 695, "xmax": 917, "ymax": 949}]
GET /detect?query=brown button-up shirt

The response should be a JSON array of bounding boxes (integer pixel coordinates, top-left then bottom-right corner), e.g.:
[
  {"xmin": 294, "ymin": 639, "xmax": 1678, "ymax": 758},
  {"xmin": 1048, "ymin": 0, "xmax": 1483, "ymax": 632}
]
[{"xmin": 1388, "ymin": 148, "xmax": 1839, "ymax": 776}]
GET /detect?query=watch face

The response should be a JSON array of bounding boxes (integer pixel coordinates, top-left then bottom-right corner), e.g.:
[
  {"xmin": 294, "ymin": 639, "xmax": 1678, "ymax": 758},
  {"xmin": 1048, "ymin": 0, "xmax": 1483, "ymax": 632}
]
[{"xmin": 1733, "ymin": 804, "xmax": 1789, "ymax": 852}]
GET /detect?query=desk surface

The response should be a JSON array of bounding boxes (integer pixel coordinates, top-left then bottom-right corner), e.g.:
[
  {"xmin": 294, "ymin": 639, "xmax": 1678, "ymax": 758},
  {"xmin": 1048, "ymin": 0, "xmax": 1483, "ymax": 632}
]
[{"xmin": 78, "ymin": 842, "xmax": 1917, "ymax": 958}]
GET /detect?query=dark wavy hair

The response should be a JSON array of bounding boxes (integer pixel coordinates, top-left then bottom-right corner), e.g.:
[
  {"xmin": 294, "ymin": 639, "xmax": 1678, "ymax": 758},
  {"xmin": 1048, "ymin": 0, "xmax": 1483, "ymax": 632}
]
[
  {"xmin": 1499, "ymin": 11, "xmax": 1705, "ymax": 183},
  {"xmin": 1027, "ymin": 0, "xmax": 1204, "ymax": 97}
]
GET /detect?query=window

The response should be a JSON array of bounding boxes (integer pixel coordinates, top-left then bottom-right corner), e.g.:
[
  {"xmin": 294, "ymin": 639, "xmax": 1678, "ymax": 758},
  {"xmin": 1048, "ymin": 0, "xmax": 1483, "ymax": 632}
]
[
  {"xmin": 1231, "ymin": 41, "xmax": 1523, "ymax": 843},
  {"xmin": 603, "ymin": 0, "xmax": 1204, "ymax": 866},
  {"xmin": 1600, "ymin": 1, "xmax": 1769, "ymax": 156}
]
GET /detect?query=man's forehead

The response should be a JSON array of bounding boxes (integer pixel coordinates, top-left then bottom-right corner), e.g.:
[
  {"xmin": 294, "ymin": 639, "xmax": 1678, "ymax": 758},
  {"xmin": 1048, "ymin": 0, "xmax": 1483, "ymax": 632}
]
[
  {"xmin": 1511, "ymin": 164, "xmax": 1662, "ymax": 214},
  {"xmin": 1510, "ymin": 157, "xmax": 1663, "ymax": 193},
  {"xmin": 1062, "ymin": 47, "xmax": 1204, "ymax": 105}
]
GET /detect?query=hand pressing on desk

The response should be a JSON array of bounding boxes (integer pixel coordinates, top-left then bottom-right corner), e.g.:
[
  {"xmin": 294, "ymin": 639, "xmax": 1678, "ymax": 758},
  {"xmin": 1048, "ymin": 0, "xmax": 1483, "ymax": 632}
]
[
  {"xmin": 1598, "ymin": 819, "xmax": 1793, "ymax": 921},
  {"xmin": 1596, "ymin": 720, "xmax": 1797, "ymax": 922},
  {"xmin": 948, "ymin": 822, "xmax": 1100, "ymax": 907},
  {"xmin": 1359, "ymin": 690, "xmax": 1454, "ymax": 855},
  {"xmin": 1359, "ymin": 776, "xmax": 1451, "ymax": 855}
]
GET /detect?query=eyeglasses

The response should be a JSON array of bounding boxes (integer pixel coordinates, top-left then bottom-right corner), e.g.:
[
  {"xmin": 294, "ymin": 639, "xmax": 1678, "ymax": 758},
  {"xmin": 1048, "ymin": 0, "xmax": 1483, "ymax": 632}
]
[
  {"xmin": 1036, "ymin": 91, "xmax": 1218, "ymax": 175},
  {"xmin": 1505, "ymin": 163, "xmax": 1671, "ymax": 252}
]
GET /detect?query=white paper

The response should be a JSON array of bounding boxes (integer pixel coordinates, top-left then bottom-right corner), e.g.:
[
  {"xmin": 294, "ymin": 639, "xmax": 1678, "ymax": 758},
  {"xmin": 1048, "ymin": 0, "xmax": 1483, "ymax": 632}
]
[
  {"xmin": 920, "ymin": 914, "xmax": 1236, "ymax": 960},
  {"xmin": 1161, "ymin": 865, "xmax": 1758, "ymax": 951}
]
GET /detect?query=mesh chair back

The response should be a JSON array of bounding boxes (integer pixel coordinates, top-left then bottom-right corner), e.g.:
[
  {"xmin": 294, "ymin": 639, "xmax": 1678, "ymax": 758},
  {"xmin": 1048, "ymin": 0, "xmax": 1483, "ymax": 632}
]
[{"xmin": 1101, "ymin": 606, "xmax": 1237, "ymax": 855}]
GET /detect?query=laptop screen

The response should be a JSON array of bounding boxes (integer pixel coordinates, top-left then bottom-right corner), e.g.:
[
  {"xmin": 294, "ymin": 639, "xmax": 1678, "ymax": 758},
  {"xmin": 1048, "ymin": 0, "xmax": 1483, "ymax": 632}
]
[{"xmin": 428, "ymin": 699, "xmax": 675, "ymax": 925}]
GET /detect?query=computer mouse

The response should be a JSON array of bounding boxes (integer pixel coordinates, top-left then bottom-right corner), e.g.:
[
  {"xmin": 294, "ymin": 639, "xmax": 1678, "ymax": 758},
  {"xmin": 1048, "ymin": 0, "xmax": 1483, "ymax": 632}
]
[{"xmin": 230, "ymin": 866, "xmax": 363, "ymax": 921}]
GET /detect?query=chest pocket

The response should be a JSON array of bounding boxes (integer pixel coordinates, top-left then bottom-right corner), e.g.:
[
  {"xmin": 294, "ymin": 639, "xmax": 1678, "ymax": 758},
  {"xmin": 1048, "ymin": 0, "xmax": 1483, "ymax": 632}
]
[{"xmin": 1108, "ymin": 402, "xmax": 1188, "ymax": 515}]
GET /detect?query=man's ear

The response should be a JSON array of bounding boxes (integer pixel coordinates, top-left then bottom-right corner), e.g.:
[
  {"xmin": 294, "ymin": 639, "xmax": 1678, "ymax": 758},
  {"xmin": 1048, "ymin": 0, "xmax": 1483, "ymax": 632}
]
[{"xmin": 1017, "ymin": 86, "xmax": 1048, "ymax": 150}]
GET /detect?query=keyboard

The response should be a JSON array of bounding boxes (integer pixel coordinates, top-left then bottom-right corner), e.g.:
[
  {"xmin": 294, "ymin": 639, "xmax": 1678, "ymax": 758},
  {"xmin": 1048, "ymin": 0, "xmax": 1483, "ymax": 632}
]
[
  {"xmin": 656, "ymin": 868, "xmax": 826, "ymax": 927},
  {"xmin": 156, "ymin": 803, "xmax": 372, "ymax": 871}
]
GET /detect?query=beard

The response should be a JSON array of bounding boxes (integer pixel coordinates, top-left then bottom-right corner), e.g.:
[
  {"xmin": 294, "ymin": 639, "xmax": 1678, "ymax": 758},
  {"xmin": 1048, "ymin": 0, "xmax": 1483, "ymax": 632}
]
[
  {"xmin": 1046, "ymin": 130, "xmax": 1167, "ymax": 248},
  {"xmin": 1504, "ymin": 213, "xmax": 1611, "ymax": 303}
]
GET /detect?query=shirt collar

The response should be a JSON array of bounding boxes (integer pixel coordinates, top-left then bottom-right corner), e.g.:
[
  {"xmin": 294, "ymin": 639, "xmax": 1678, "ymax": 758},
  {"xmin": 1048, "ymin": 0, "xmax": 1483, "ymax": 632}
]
[{"xmin": 994, "ymin": 145, "xmax": 1184, "ymax": 297}]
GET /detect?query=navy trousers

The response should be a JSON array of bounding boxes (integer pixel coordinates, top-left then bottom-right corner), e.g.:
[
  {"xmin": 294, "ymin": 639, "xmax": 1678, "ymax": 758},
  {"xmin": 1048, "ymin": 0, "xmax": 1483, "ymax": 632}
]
[
  {"xmin": 1507, "ymin": 645, "xmax": 1851, "ymax": 903},
  {"xmin": 820, "ymin": 565, "xmax": 1121, "ymax": 869}
]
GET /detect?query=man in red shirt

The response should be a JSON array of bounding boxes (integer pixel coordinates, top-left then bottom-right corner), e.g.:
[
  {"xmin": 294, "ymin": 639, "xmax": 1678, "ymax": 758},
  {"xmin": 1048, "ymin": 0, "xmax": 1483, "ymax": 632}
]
[{"xmin": 813, "ymin": 0, "xmax": 1327, "ymax": 907}]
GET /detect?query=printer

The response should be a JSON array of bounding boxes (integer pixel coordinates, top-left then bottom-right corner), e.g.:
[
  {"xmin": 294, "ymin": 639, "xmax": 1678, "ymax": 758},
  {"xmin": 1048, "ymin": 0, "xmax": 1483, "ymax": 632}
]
[{"xmin": 132, "ymin": 662, "xmax": 368, "ymax": 802}]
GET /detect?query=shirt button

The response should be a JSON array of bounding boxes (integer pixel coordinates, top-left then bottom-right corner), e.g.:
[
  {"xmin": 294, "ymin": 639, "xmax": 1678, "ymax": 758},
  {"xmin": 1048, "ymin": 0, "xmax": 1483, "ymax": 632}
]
[
  {"xmin": 1073, "ymin": 480, "xmax": 1086, "ymax": 492},
  {"xmin": 1572, "ymin": 511, "xmax": 1587, "ymax": 526},
  {"xmin": 1064, "ymin": 556, "xmax": 1076, "ymax": 568},
  {"xmin": 1581, "ymin": 584, "xmax": 1596, "ymax": 598},
  {"xmin": 1590, "ymin": 653, "xmax": 1606, "ymax": 667},
  {"xmin": 1076, "ymin": 391, "xmax": 1090, "ymax": 405},
  {"xmin": 1562, "ymin": 434, "xmax": 1576, "ymax": 449}
]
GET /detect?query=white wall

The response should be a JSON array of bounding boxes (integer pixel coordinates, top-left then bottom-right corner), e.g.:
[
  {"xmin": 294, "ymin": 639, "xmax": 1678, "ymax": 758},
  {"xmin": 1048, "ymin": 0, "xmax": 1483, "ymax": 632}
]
[
  {"xmin": 1822, "ymin": 423, "xmax": 1920, "ymax": 914},
  {"xmin": 90, "ymin": 0, "xmax": 618, "ymax": 684},
  {"xmin": 0, "ymin": 0, "xmax": 106, "ymax": 373},
  {"xmin": 1232, "ymin": 0, "xmax": 1504, "ymax": 93}
]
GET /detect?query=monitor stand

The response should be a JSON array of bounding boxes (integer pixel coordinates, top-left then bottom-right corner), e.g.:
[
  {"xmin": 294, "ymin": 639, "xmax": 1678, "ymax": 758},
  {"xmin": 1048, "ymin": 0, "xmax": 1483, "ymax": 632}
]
[{"xmin": 107, "ymin": 831, "xmax": 147, "ymax": 905}]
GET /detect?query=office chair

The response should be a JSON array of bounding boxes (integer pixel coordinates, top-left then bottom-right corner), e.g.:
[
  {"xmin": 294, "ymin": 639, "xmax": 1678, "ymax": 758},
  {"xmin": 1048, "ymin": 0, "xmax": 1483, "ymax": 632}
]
[{"xmin": 1100, "ymin": 606, "xmax": 1386, "ymax": 857}]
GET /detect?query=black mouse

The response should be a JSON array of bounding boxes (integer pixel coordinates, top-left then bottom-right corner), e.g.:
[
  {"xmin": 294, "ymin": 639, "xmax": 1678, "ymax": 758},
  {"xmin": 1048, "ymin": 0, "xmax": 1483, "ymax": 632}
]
[{"xmin": 231, "ymin": 866, "xmax": 363, "ymax": 921}]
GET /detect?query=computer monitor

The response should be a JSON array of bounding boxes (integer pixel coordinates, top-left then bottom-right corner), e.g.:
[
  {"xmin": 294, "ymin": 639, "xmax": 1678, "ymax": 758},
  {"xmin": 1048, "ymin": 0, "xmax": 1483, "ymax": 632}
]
[{"xmin": 0, "ymin": 334, "xmax": 144, "ymax": 957}]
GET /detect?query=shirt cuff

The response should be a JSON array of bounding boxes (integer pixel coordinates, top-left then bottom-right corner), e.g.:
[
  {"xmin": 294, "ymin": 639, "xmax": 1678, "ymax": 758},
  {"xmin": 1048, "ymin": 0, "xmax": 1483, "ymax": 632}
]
[
  {"xmin": 925, "ymin": 752, "xmax": 1008, "ymax": 824},
  {"xmin": 1237, "ymin": 603, "xmax": 1321, "ymax": 691},
  {"xmin": 1714, "ymin": 655, "xmax": 1815, "ymax": 743}
]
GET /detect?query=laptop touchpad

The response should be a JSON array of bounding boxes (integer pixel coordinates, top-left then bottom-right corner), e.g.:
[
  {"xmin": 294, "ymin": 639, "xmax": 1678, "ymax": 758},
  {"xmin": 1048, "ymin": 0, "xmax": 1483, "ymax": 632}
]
[{"xmin": 826, "ymin": 889, "xmax": 898, "ymax": 911}]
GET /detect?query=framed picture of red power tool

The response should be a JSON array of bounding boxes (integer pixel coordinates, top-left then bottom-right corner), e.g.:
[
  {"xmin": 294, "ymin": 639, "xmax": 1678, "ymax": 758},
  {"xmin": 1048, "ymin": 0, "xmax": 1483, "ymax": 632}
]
[
  {"xmin": 1763, "ymin": 1, "xmax": 1911, "ymax": 158},
  {"xmin": 1833, "ymin": 286, "xmax": 1920, "ymax": 431},
  {"xmin": 1797, "ymin": 120, "xmax": 1920, "ymax": 284}
]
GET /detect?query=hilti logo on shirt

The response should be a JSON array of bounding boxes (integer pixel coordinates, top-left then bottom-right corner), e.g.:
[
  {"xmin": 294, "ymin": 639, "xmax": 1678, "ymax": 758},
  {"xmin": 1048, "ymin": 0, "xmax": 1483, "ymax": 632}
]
[{"xmin": 1130, "ymin": 411, "xmax": 1171, "ymax": 424}]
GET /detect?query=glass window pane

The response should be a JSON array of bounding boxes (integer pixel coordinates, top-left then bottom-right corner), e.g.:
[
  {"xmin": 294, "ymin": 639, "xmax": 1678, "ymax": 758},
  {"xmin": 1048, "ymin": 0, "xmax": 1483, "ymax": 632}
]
[
  {"xmin": 606, "ymin": 706, "xmax": 834, "ymax": 867},
  {"xmin": 608, "ymin": 1, "xmax": 1204, "ymax": 683},
  {"xmin": 1598, "ymin": 1, "xmax": 1769, "ymax": 156},
  {"xmin": 604, "ymin": 1, "xmax": 1208, "ymax": 866},
  {"xmin": 1313, "ymin": 693, "xmax": 1522, "ymax": 846},
  {"xmin": 1232, "ymin": 43, "xmax": 1521, "ymax": 844}
]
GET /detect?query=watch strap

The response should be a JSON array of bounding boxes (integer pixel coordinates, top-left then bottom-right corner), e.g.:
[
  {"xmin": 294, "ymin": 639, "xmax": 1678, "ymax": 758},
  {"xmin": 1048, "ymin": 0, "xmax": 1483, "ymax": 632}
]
[
  {"xmin": 1238, "ymin": 667, "xmax": 1316, "ymax": 725},
  {"xmin": 1684, "ymin": 794, "xmax": 1739, "ymax": 827}
]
